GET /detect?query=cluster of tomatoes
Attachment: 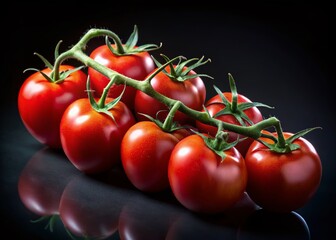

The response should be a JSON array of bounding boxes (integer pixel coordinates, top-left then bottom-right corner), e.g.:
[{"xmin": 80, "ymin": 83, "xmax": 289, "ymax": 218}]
[{"xmin": 18, "ymin": 26, "xmax": 322, "ymax": 214}]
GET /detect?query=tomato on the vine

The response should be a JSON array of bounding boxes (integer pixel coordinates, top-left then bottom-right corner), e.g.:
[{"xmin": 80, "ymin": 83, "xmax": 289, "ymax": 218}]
[
  {"xmin": 88, "ymin": 25, "xmax": 159, "ymax": 111},
  {"xmin": 60, "ymin": 81, "xmax": 136, "ymax": 174},
  {"xmin": 134, "ymin": 55, "xmax": 209, "ymax": 126},
  {"xmin": 18, "ymin": 46, "xmax": 87, "ymax": 149},
  {"xmin": 196, "ymin": 74, "xmax": 271, "ymax": 157},
  {"xmin": 121, "ymin": 120, "xmax": 190, "ymax": 192},
  {"xmin": 244, "ymin": 131, "xmax": 322, "ymax": 213},
  {"xmin": 168, "ymin": 133, "xmax": 247, "ymax": 213}
]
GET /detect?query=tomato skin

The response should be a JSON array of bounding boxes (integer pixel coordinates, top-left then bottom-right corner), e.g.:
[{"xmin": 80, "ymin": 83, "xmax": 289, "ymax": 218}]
[
  {"xmin": 134, "ymin": 67, "xmax": 206, "ymax": 126},
  {"xmin": 121, "ymin": 121, "xmax": 189, "ymax": 192},
  {"xmin": 196, "ymin": 92, "xmax": 263, "ymax": 157},
  {"xmin": 60, "ymin": 98, "xmax": 136, "ymax": 174},
  {"xmin": 88, "ymin": 44, "xmax": 155, "ymax": 110},
  {"xmin": 18, "ymin": 65, "xmax": 87, "ymax": 149},
  {"xmin": 168, "ymin": 134, "xmax": 248, "ymax": 213},
  {"xmin": 245, "ymin": 132, "xmax": 322, "ymax": 213}
]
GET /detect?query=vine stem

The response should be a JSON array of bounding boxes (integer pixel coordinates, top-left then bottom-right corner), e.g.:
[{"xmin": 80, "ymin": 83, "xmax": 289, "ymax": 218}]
[{"xmin": 51, "ymin": 28, "xmax": 284, "ymax": 142}]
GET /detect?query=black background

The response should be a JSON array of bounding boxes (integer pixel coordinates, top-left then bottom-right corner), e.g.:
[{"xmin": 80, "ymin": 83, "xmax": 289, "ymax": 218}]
[{"xmin": 1, "ymin": 1, "xmax": 335, "ymax": 239}]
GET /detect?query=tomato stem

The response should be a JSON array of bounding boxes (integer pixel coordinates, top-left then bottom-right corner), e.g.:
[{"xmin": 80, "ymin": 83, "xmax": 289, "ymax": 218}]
[{"xmin": 162, "ymin": 101, "xmax": 182, "ymax": 131}]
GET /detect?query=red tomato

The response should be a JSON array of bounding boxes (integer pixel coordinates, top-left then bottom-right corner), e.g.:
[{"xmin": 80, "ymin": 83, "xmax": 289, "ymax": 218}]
[
  {"xmin": 196, "ymin": 92, "xmax": 264, "ymax": 157},
  {"xmin": 121, "ymin": 121, "xmax": 190, "ymax": 192},
  {"xmin": 60, "ymin": 97, "xmax": 136, "ymax": 174},
  {"xmin": 134, "ymin": 66, "xmax": 206, "ymax": 126},
  {"xmin": 168, "ymin": 134, "xmax": 247, "ymax": 213},
  {"xmin": 244, "ymin": 132, "xmax": 322, "ymax": 212},
  {"xmin": 88, "ymin": 44, "xmax": 155, "ymax": 110},
  {"xmin": 18, "ymin": 65, "xmax": 87, "ymax": 148}
]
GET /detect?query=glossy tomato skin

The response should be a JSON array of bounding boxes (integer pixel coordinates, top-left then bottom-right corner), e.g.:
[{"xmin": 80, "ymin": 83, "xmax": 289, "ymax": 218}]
[
  {"xmin": 60, "ymin": 98, "xmax": 136, "ymax": 174},
  {"xmin": 134, "ymin": 67, "xmax": 206, "ymax": 126},
  {"xmin": 88, "ymin": 44, "xmax": 155, "ymax": 110},
  {"xmin": 245, "ymin": 132, "xmax": 322, "ymax": 213},
  {"xmin": 196, "ymin": 92, "xmax": 263, "ymax": 157},
  {"xmin": 121, "ymin": 121, "xmax": 190, "ymax": 192},
  {"xmin": 18, "ymin": 65, "xmax": 87, "ymax": 149},
  {"xmin": 168, "ymin": 134, "xmax": 248, "ymax": 213}
]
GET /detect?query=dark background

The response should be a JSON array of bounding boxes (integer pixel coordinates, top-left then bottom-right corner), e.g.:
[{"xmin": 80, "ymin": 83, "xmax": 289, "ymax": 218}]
[{"xmin": 1, "ymin": 1, "xmax": 335, "ymax": 239}]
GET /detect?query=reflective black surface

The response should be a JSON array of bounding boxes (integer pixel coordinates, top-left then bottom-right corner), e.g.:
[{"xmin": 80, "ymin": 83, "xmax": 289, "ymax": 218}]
[{"xmin": 2, "ymin": 2, "xmax": 335, "ymax": 239}]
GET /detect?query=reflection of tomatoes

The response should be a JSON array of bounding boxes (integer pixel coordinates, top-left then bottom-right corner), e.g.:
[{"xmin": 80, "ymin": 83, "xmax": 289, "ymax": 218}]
[
  {"xmin": 59, "ymin": 172, "xmax": 131, "ymax": 239},
  {"xmin": 237, "ymin": 209, "xmax": 311, "ymax": 240},
  {"xmin": 17, "ymin": 147, "xmax": 79, "ymax": 216},
  {"xmin": 118, "ymin": 193, "xmax": 180, "ymax": 240}
]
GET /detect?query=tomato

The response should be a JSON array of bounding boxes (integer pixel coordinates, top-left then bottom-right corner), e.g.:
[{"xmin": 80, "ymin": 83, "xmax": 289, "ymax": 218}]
[
  {"xmin": 244, "ymin": 132, "xmax": 322, "ymax": 212},
  {"xmin": 121, "ymin": 121, "xmax": 190, "ymax": 192},
  {"xmin": 18, "ymin": 147, "xmax": 79, "ymax": 216},
  {"xmin": 87, "ymin": 26, "xmax": 158, "ymax": 111},
  {"xmin": 134, "ymin": 59, "xmax": 207, "ymax": 126},
  {"xmin": 18, "ymin": 65, "xmax": 87, "ymax": 148},
  {"xmin": 60, "ymin": 97, "xmax": 136, "ymax": 174},
  {"xmin": 196, "ymin": 92, "xmax": 264, "ymax": 157},
  {"xmin": 168, "ymin": 134, "xmax": 247, "ymax": 213}
]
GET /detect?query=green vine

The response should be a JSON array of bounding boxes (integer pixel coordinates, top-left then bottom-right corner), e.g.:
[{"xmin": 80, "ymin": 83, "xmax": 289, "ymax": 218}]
[{"xmin": 49, "ymin": 27, "xmax": 318, "ymax": 153}]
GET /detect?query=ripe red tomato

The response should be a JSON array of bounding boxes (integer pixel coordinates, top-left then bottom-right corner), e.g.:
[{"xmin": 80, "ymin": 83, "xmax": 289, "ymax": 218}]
[
  {"xmin": 60, "ymin": 97, "xmax": 136, "ymax": 174},
  {"xmin": 244, "ymin": 132, "xmax": 322, "ymax": 212},
  {"xmin": 196, "ymin": 92, "xmax": 264, "ymax": 157},
  {"xmin": 168, "ymin": 134, "xmax": 247, "ymax": 213},
  {"xmin": 121, "ymin": 121, "xmax": 190, "ymax": 192},
  {"xmin": 134, "ymin": 65, "xmax": 206, "ymax": 126},
  {"xmin": 18, "ymin": 65, "xmax": 87, "ymax": 148},
  {"xmin": 88, "ymin": 44, "xmax": 155, "ymax": 110}
]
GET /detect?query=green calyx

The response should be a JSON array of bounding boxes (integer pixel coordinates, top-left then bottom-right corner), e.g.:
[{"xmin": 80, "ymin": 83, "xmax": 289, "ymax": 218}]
[
  {"xmin": 212, "ymin": 73, "xmax": 273, "ymax": 126},
  {"xmin": 259, "ymin": 127, "xmax": 322, "ymax": 153},
  {"xmin": 23, "ymin": 40, "xmax": 84, "ymax": 83},
  {"xmin": 152, "ymin": 54, "xmax": 213, "ymax": 82},
  {"xmin": 138, "ymin": 101, "xmax": 184, "ymax": 133},
  {"xmin": 105, "ymin": 25, "xmax": 161, "ymax": 56},
  {"xmin": 193, "ymin": 129, "xmax": 238, "ymax": 161},
  {"xmin": 86, "ymin": 76, "xmax": 124, "ymax": 123}
]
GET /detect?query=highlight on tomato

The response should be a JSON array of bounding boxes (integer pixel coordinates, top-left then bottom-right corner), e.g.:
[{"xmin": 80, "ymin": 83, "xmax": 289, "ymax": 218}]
[
  {"xmin": 88, "ymin": 25, "xmax": 161, "ymax": 111},
  {"xmin": 244, "ymin": 128, "xmax": 322, "ymax": 213},
  {"xmin": 60, "ymin": 78, "xmax": 136, "ymax": 174},
  {"xmin": 168, "ymin": 130, "xmax": 247, "ymax": 214},
  {"xmin": 196, "ymin": 73, "xmax": 273, "ymax": 157},
  {"xmin": 134, "ymin": 55, "xmax": 210, "ymax": 126},
  {"xmin": 18, "ymin": 41, "xmax": 87, "ymax": 149}
]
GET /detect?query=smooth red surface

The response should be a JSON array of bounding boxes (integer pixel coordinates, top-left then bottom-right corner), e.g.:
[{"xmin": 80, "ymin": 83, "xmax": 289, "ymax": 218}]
[
  {"xmin": 245, "ymin": 132, "xmax": 322, "ymax": 212},
  {"xmin": 168, "ymin": 134, "xmax": 247, "ymax": 213},
  {"xmin": 18, "ymin": 65, "xmax": 87, "ymax": 148},
  {"xmin": 60, "ymin": 97, "xmax": 136, "ymax": 174}
]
